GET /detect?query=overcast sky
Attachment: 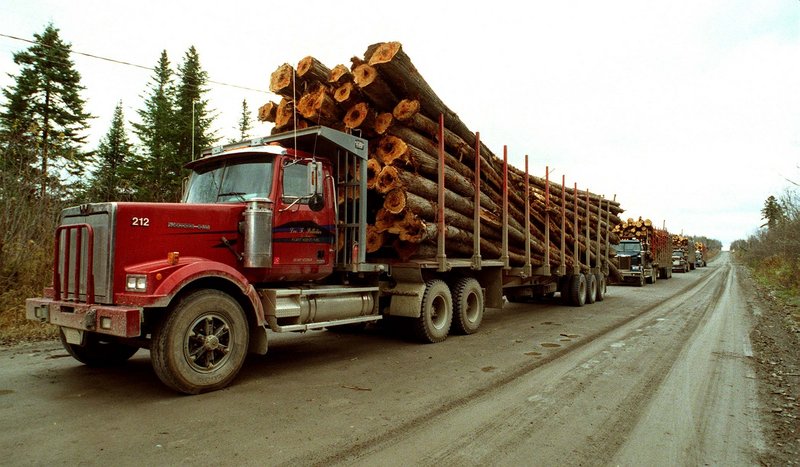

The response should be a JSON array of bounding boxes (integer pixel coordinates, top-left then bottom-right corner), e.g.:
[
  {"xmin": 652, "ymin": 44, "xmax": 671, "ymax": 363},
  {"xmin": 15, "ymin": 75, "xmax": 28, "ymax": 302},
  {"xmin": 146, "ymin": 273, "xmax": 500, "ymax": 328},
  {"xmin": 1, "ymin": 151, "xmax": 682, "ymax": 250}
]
[{"xmin": 1, "ymin": 0, "xmax": 798, "ymax": 248}]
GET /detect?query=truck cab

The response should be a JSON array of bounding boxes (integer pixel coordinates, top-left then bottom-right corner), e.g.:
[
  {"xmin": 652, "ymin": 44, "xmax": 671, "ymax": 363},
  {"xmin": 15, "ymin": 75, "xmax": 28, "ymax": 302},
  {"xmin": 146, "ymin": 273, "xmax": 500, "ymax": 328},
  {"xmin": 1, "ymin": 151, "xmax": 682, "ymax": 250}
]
[
  {"xmin": 614, "ymin": 239, "xmax": 655, "ymax": 286},
  {"xmin": 672, "ymin": 248, "xmax": 689, "ymax": 273}
]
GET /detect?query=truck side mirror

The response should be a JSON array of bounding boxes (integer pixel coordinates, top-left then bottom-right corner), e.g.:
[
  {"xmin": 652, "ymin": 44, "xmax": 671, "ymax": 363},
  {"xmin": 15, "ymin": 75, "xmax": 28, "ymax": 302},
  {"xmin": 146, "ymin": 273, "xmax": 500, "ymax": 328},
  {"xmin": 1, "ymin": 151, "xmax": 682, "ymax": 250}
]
[
  {"xmin": 307, "ymin": 161, "xmax": 324, "ymax": 212},
  {"xmin": 307, "ymin": 161, "xmax": 323, "ymax": 196}
]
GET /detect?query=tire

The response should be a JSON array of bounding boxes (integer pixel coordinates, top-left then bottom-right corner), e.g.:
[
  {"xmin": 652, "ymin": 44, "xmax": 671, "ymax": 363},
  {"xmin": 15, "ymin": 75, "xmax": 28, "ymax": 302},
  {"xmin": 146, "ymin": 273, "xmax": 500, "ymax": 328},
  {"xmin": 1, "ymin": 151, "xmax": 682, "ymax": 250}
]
[
  {"xmin": 151, "ymin": 290, "xmax": 250, "ymax": 395},
  {"xmin": 646, "ymin": 269, "xmax": 656, "ymax": 284},
  {"xmin": 595, "ymin": 274, "xmax": 606, "ymax": 302},
  {"xmin": 452, "ymin": 277, "xmax": 484, "ymax": 335},
  {"xmin": 585, "ymin": 273, "xmax": 597, "ymax": 304},
  {"xmin": 568, "ymin": 274, "xmax": 587, "ymax": 307},
  {"xmin": 60, "ymin": 328, "xmax": 139, "ymax": 367},
  {"xmin": 413, "ymin": 279, "xmax": 453, "ymax": 343}
]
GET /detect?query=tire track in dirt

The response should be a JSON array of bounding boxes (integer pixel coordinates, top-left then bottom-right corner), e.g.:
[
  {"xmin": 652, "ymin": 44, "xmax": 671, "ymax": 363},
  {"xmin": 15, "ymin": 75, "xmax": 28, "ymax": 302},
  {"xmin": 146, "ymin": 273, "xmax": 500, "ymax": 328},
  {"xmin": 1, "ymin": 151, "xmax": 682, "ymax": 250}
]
[{"xmin": 284, "ymin": 265, "xmax": 730, "ymax": 466}]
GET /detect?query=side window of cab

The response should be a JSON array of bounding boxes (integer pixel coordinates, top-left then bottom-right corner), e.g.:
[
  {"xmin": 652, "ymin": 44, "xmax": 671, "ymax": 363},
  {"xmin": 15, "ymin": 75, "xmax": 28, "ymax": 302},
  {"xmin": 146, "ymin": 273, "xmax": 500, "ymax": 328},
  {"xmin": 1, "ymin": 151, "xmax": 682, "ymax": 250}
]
[{"xmin": 282, "ymin": 162, "xmax": 308, "ymax": 203}]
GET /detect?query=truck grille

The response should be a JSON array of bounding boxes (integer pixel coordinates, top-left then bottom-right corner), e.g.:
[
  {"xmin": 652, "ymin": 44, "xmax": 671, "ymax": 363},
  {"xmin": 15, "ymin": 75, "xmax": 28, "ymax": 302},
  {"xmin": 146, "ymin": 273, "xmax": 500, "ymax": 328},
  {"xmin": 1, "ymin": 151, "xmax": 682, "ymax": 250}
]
[
  {"xmin": 55, "ymin": 204, "xmax": 116, "ymax": 304},
  {"xmin": 618, "ymin": 256, "xmax": 632, "ymax": 270}
]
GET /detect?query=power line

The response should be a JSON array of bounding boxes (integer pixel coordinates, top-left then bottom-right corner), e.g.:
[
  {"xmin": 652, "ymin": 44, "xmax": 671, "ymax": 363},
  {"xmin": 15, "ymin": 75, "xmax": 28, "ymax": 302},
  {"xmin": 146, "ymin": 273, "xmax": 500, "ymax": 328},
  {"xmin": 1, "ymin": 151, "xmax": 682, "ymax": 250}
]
[{"xmin": 0, "ymin": 32, "xmax": 268, "ymax": 94}]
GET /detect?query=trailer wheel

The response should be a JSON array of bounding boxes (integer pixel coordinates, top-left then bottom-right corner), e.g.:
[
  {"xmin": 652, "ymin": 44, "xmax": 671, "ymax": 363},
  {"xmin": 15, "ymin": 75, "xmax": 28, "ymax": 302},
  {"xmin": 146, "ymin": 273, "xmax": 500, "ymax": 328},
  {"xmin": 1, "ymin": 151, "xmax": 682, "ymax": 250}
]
[
  {"xmin": 595, "ymin": 274, "xmax": 606, "ymax": 302},
  {"xmin": 585, "ymin": 273, "xmax": 597, "ymax": 304},
  {"xmin": 452, "ymin": 278, "xmax": 484, "ymax": 335},
  {"xmin": 568, "ymin": 274, "xmax": 587, "ymax": 307},
  {"xmin": 59, "ymin": 329, "xmax": 139, "ymax": 367},
  {"xmin": 413, "ymin": 279, "xmax": 453, "ymax": 343},
  {"xmin": 152, "ymin": 289, "xmax": 249, "ymax": 394}
]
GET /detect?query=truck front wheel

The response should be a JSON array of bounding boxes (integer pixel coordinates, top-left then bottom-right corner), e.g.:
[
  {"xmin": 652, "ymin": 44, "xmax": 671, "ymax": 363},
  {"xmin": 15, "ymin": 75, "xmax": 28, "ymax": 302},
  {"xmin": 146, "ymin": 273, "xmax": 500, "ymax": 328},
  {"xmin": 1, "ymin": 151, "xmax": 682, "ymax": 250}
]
[
  {"xmin": 452, "ymin": 277, "xmax": 484, "ymax": 335},
  {"xmin": 413, "ymin": 279, "xmax": 453, "ymax": 343},
  {"xmin": 60, "ymin": 329, "xmax": 139, "ymax": 367},
  {"xmin": 152, "ymin": 290, "xmax": 249, "ymax": 394}
]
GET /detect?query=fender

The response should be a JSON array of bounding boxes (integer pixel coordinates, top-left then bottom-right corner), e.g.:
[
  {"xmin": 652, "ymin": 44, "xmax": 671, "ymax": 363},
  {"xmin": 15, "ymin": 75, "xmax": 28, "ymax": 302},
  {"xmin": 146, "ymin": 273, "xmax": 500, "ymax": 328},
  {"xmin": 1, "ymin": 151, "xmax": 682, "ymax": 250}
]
[{"xmin": 125, "ymin": 258, "xmax": 266, "ymax": 326}]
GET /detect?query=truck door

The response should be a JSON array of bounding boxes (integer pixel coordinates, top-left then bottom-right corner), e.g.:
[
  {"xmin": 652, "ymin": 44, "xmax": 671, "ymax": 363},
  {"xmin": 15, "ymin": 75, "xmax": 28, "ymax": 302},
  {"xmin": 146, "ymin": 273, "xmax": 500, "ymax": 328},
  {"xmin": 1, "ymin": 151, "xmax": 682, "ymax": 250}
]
[{"xmin": 271, "ymin": 158, "xmax": 335, "ymax": 279}]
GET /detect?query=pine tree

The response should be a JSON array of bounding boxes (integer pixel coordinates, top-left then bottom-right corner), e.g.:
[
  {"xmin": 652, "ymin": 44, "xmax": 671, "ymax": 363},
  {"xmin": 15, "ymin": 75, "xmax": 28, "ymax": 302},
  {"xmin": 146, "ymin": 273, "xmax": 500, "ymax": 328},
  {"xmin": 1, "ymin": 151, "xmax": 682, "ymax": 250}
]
[
  {"xmin": 237, "ymin": 99, "xmax": 253, "ymax": 142},
  {"xmin": 86, "ymin": 102, "xmax": 135, "ymax": 201},
  {"xmin": 0, "ymin": 23, "xmax": 91, "ymax": 199},
  {"xmin": 133, "ymin": 50, "xmax": 177, "ymax": 202},
  {"xmin": 761, "ymin": 195, "xmax": 785, "ymax": 229},
  {"xmin": 173, "ymin": 46, "xmax": 216, "ymax": 200}
]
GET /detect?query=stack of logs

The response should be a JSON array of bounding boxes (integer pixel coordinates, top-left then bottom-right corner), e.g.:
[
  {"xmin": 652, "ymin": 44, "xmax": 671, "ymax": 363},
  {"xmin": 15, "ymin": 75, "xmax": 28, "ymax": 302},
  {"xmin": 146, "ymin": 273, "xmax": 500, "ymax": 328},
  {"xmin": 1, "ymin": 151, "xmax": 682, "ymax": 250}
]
[
  {"xmin": 614, "ymin": 217, "xmax": 654, "ymax": 239},
  {"xmin": 672, "ymin": 235, "xmax": 690, "ymax": 248},
  {"xmin": 259, "ymin": 41, "xmax": 624, "ymax": 270},
  {"xmin": 615, "ymin": 217, "xmax": 670, "ymax": 254}
]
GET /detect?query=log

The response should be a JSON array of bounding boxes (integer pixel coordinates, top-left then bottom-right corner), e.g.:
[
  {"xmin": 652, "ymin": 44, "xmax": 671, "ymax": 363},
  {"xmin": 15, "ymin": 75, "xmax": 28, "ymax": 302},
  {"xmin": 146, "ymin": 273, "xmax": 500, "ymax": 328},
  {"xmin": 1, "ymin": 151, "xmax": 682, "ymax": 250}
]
[
  {"xmin": 368, "ymin": 42, "xmax": 476, "ymax": 154},
  {"xmin": 366, "ymin": 157, "xmax": 382, "ymax": 190},
  {"xmin": 328, "ymin": 64, "xmax": 353, "ymax": 86},
  {"xmin": 296, "ymin": 86, "xmax": 342, "ymax": 125},
  {"xmin": 343, "ymin": 102, "xmax": 376, "ymax": 131},
  {"xmin": 373, "ymin": 112, "xmax": 393, "ymax": 135},
  {"xmin": 274, "ymin": 98, "xmax": 295, "ymax": 128},
  {"xmin": 269, "ymin": 63, "xmax": 297, "ymax": 99},
  {"xmin": 353, "ymin": 63, "xmax": 399, "ymax": 111},
  {"xmin": 258, "ymin": 101, "xmax": 278, "ymax": 123},
  {"xmin": 333, "ymin": 81, "xmax": 362, "ymax": 107},
  {"xmin": 297, "ymin": 56, "xmax": 331, "ymax": 83}
]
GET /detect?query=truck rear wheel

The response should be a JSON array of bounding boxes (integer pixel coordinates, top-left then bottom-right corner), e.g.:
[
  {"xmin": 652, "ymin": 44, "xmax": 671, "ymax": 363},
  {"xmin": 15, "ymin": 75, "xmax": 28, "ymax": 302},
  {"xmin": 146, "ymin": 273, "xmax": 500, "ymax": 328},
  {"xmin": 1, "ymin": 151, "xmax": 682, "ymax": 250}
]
[
  {"xmin": 585, "ymin": 273, "xmax": 597, "ymax": 304},
  {"xmin": 152, "ymin": 290, "xmax": 249, "ymax": 394},
  {"xmin": 595, "ymin": 274, "xmax": 606, "ymax": 301},
  {"xmin": 452, "ymin": 278, "xmax": 484, "ymax": 335},
  {"xmin": 60, "ymin": 329, "xmax": 139, "ymax": 367},
  {"xmin": 568, "ymin": 274, "xmax": 587, "ymax": 307},
  {"xmin": 413, "ymin": 279, "xmax": 453, "ymax": 343}
]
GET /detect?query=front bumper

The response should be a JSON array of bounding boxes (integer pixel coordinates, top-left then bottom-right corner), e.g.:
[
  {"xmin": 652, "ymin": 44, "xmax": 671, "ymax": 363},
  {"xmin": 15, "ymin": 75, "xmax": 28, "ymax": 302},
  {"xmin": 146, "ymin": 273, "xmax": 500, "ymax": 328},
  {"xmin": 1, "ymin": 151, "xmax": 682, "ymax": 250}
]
[{"xmin": 26, "ymin": 298, "xmax": 142, "ymax": 338}]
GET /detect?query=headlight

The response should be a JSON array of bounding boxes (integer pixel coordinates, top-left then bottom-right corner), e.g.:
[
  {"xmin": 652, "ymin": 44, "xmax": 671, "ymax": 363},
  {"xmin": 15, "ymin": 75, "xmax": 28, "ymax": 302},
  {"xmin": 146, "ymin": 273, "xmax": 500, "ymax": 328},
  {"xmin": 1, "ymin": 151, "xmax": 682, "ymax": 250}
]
[{"xmin": 126, "ymin": 274, "xmax": 148, "ymax": 292}]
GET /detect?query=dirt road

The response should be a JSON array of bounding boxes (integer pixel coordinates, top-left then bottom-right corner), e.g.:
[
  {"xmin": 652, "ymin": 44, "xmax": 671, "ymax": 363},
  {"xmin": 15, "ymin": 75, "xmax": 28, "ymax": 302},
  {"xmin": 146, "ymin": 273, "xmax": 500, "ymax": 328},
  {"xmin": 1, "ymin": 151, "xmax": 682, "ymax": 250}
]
[{"xmin": 0, "ymin": 253, "xmax": 769, "ymax": 465}]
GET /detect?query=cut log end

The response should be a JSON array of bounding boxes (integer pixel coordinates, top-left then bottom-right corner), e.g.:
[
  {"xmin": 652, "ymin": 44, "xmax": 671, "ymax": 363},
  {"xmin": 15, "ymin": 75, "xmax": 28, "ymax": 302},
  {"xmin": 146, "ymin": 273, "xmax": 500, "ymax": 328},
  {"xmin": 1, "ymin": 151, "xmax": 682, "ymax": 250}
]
[
  {"xmin": 269, "ymin": 63, "xmax": 295, "ymax": 94},
  {"xmin": 368, "ymin": 41, "xmax": 402, "ymax": 66},
  {"xmin": 374, "ymin": 112, "xmax": 393, "ymax": 135},
  {"xmin": 366, "ymin": 158, "xmax": 383, "ymax": 189},
  {"xmin": 366, "ymin": 226, "xmax": 385, "ymax": 253},
  {"xmin": 344, "ymin": 102, "xmax": 373, "ymax": 129},
  {"xmin": 334, "ymin": 82, "xmax": 356, "ymax": 103},
  {"xmin": 376, "ymin": 165, "xmax": 401, "ymax": 194},
  {"xmin": 376, "ymin": 135, "xmax": 409, "ymax": 166},
  {"xmin": 328, "ymin": 64, "xmax": 352, "ymax": 85},
  {"xmin": 393, "ymin": 99, "xmax": 420, "ymax": 121},
  {"xmin": 258, "ymin": 101, "xmax": 278, "ymax": 123},
  {"xmin": 384, "ymin": 188, "xmax": 407, "ymax": 214},
  {"xmin": 353, "ymin": 64, "xmax": 378, "ymax": 88}
]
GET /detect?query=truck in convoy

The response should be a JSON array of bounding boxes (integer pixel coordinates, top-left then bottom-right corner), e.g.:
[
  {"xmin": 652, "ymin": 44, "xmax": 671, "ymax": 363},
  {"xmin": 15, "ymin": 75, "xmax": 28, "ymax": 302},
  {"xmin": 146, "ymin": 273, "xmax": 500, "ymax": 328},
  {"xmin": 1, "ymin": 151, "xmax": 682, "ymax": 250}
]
[
  {"xmin": 26, "ymin": 126, "xmax": 615, "ymax": 394},
  {"xmin": 671, "ymin": 235, "xmax": 697, "ymax": 272},
  {"xmin": 612, "ymin": 219, "xmax": 672, "ymax": 286},
  {"xmin": 694, "ymin": 241, "xmax": 707, "ymax": 268}
]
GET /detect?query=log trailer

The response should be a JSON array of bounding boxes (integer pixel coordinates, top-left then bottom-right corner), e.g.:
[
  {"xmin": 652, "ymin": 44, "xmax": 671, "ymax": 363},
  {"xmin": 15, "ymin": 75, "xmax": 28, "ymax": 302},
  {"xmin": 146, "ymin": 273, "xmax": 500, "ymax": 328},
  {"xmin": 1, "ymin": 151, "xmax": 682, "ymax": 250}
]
[{"xmin": 27, "ymin": 125, "xmax": 613, "ymax": 394}]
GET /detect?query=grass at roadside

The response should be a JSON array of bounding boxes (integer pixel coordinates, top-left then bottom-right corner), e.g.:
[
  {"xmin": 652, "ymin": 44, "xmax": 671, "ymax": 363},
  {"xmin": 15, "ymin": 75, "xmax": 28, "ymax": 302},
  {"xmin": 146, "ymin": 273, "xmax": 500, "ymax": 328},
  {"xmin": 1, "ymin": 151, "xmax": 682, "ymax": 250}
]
[{"xmin": 0, "ymin": 292, "xmax": 58, "ymax": 346}]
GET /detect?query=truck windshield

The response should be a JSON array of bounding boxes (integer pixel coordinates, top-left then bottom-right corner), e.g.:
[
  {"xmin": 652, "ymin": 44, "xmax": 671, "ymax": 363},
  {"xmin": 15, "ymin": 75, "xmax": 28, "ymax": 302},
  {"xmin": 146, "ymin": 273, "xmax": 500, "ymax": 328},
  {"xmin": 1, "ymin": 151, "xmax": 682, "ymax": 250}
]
[
  {"xmin": 614, "ymin": 242, "xmax": 642, "ymax": 254},
  {"xmin": 184, "ymin": 158, "xmax": 273, "ymax": 203}
]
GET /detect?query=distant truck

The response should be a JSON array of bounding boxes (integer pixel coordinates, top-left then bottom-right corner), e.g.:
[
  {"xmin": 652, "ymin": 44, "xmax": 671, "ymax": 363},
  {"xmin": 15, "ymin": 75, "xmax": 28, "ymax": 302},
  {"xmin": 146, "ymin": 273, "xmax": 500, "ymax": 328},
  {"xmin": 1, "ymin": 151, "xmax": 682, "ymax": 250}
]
[
  {"xmin": 612, "ymin": 219, "xmax": 672, "ymax": 286},
  {"xmin": 671, "ymin": 235, "xmax": 697, "ymax": 272},
  {"xmin": 694, "ymin": 241, "xmax": 707, "ymax": 268}
]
